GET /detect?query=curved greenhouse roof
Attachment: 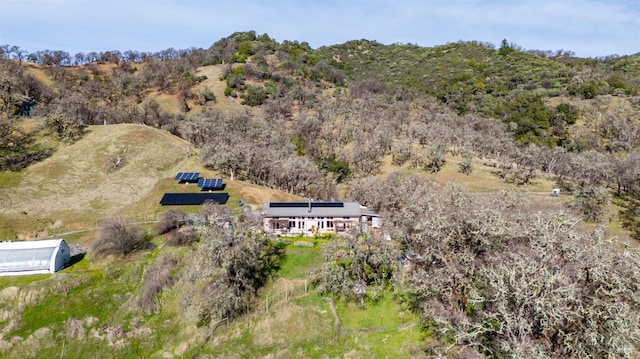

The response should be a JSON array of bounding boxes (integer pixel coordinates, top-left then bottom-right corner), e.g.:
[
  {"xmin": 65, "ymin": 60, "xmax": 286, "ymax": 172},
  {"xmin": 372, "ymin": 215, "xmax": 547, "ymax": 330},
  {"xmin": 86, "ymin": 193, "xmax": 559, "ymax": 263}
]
[{"xmin": 0, "ymin": 239, "xmax": 70, "ymax": 276}]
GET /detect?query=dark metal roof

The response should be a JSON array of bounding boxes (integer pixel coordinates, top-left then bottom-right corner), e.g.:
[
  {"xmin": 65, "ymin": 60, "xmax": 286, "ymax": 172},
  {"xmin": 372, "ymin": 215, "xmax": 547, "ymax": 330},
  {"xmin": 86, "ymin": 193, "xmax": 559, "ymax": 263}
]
[{"xmin": 263, "ymin": 201, "xmax": 362, "ymax": 217}]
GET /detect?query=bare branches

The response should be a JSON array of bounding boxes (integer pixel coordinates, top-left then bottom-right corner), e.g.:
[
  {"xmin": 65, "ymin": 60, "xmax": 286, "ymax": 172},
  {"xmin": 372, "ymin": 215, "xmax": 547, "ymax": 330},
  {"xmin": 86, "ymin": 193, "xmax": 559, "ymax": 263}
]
[
  {"xmin": 137, "ymin": 255, "xmax": 179, "ymax": 314},
  {"xmin": 351, "ymin": 174, "xmax": 640, "ymax": 357},
  {"xmin": 92, "ymin": 217, "xmax": 150, "ymax": 256}
]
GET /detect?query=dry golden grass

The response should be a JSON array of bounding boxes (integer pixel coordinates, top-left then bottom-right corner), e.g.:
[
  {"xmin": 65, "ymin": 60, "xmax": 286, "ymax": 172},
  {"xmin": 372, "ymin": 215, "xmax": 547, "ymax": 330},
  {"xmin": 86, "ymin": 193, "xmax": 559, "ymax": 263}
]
[
  {"xmin": 380, "ymin": 153, "xmax": 557, "ymax": 194},
  {"xmin": 0, "ymin": 123, "xmax": 305, "ymax": 239},
  {"xmin": 23, "ymin": 63, "xmax": 53, "ymax": 86},
  {"xmin": 0, "ymin": 124, "xmax": 190, "ymax": 237},
  {"xmin": 193, "ymin": 65, "xmax": 246, "ymax": 112},
  {"xmin": 430, "ymin": 154, "xmax": 557, "ymax": 192},
  {"xmin": 150, "ymin": 64, "xmax": 248, "ymax": 115},
  {"xmin": 152, "ymin": 91, "xmax": 182, "ymax": 114}
]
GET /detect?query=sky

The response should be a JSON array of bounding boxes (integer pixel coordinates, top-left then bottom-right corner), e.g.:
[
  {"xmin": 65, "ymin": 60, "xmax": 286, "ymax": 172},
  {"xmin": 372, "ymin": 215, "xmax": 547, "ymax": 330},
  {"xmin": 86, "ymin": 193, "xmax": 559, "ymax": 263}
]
[{"xmin": 0, "ymin": 0, "xmax": 638, "ymax": 58}]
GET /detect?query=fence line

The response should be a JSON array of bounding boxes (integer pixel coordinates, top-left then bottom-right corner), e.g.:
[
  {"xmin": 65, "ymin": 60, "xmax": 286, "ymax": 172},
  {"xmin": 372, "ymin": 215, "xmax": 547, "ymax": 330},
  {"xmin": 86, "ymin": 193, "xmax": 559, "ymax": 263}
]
[
  {"xmin": 9, "ymin": 213, "xmax": 161, "ymax": 241},
  {"xmin": 262, "ymin": 279, "xmax": 310, "ymax": 314},
  {"xmin": 191, "ymin": 317, "xmax": 229, "ymax": 359}
]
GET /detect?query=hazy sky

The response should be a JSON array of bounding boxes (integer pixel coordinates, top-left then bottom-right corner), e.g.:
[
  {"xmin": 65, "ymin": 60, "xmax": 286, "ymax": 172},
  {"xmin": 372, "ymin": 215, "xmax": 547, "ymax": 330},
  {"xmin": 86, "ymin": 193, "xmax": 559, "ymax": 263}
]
[{"xmin": 1, "ymin": 0, "xmax": 638, "ymax": 58}]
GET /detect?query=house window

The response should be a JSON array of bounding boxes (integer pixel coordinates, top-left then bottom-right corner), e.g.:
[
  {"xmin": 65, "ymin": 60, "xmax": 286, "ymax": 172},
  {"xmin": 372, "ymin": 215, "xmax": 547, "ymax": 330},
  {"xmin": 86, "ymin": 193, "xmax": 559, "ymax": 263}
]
[
  {"xmin": 344, "ymin": 217, "xmax": 352, "ymax": 230},
  {"xmin": 289, "ymin": 217, "xmax": 295, "ymax": 229},
  {"xmin": 319, "ymin": 217, "xmax": 325, "ymax": 229},
  {"xmin": 327, "ymin": 217, "xmax": 334, "ymax": 229}
]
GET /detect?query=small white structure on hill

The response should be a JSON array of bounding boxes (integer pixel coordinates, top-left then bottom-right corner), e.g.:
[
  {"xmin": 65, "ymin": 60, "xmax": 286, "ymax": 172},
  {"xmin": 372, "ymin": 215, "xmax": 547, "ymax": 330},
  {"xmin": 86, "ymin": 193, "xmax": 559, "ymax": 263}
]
[
  {"xmin": 0, "ymin": 239, "xmax": 70, "ymax": 276},
  {"xmin": 551, "ymin": 188, "xmax": 561, "ymax": 197}
]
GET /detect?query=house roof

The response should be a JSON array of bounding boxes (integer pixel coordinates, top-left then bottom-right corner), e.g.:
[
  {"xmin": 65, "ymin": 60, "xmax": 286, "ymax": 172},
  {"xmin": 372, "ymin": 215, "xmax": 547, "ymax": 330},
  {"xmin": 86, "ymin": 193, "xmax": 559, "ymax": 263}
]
[{"xmin": 262, "ymin": 201, "xmax": 364, "ymax": 218}]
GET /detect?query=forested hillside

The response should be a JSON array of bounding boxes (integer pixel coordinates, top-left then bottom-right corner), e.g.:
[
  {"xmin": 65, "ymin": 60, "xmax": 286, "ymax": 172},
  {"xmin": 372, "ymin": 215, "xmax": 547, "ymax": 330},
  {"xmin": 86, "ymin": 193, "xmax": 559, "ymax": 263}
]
[{"xmin": 1, "ymin": 32, "xmax": 639, "ymax": 358}]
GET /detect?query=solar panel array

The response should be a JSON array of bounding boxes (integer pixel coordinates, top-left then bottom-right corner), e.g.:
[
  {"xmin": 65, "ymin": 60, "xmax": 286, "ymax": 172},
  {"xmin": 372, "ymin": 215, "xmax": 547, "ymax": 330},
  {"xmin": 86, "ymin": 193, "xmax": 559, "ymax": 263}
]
[
  {"xmin": 197, "ymin": 178, "xmax": 224, "ymax": 189},
  {"xmin": 175, "ymin": 172, "xmax": 200, "ymax": 182},
  {"xmin": 160, "ymin": 193, "xmax": 229, "ymax": 206},
  {"xmin": 269, "ymin": 202, "xmax": 344, "ymax": 208}
]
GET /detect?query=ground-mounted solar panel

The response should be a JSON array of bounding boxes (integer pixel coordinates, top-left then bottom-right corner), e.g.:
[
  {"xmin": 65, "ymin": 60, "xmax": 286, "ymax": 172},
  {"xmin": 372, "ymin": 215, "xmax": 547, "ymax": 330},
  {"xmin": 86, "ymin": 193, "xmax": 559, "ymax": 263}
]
[
  {"xmin": 197, "ymin": 178, "xmax": 224, "ymax": 189},
  {"xmin": 160, "ymin": 193, "xmax": 229, "ymax": 205},
  {"xmin": 175, "ymin": 172, "xmax": 200, "ymax": 182},
  {"xmin": 269, "ymin": 202, "xmax": 344, "ymax": 208}
]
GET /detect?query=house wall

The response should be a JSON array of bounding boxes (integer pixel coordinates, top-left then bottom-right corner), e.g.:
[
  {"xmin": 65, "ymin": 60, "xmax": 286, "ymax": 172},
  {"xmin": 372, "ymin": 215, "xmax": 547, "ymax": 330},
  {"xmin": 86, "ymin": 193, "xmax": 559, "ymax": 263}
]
[{"xmin": 264, "ymin": 216, "xmax": 360, "ymax": 236}]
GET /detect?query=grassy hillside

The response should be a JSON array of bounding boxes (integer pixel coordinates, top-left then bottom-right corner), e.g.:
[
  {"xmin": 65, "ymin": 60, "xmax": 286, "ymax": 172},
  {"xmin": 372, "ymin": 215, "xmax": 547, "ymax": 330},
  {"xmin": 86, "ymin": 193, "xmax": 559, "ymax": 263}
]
[{"xmin": 0, "ymin": 123, "xmax": 301, "ymax": 240}]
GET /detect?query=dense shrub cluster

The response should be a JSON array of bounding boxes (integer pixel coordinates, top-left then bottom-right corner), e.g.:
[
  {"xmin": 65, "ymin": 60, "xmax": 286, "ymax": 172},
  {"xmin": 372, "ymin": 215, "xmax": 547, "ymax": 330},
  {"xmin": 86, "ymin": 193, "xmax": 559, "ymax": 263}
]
[
  {"xmin": 184, "ymin": 216, "xmax": 286, "ymax": 326},
  {"xmin": 349, "ymin": 174, "xmax": 640, "ymax": 358},
  {"xmin": 137, "ymin": 255, "xmax": 179, "ymax": 314}
]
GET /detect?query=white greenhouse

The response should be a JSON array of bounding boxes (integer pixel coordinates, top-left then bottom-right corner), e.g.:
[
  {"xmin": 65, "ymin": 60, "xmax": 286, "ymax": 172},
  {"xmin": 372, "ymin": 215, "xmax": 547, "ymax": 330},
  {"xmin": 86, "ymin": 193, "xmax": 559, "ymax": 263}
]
[{"xmin": 0, "ymin": 239, "xmax": 71, "ymax": 276}]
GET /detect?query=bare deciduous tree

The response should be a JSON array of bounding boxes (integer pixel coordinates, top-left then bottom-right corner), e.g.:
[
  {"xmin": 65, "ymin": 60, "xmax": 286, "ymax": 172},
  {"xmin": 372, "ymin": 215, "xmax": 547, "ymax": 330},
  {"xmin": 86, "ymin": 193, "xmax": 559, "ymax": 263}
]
[
  {"xmin": 92, "ymin": 217, "xmax": 149, "ymax": 256},
  {"xmin": 156, "ymin": 209, "xmax": 187, "ymax": 235}
]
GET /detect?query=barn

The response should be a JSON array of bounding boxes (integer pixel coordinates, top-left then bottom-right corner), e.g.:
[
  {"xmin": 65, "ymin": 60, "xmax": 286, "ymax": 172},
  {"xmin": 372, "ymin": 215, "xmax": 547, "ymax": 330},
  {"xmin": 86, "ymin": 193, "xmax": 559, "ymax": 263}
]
[{"xmin": 0, "ymin": 239, "xmax": 71, "ymax": 276}]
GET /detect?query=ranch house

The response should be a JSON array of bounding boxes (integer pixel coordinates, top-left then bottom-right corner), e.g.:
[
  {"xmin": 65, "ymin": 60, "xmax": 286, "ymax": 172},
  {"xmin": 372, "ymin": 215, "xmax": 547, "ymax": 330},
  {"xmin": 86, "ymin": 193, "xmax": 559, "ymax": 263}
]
[{"xmin": 262, "ymin": 201, "xmax": 381, "ymax": 236}]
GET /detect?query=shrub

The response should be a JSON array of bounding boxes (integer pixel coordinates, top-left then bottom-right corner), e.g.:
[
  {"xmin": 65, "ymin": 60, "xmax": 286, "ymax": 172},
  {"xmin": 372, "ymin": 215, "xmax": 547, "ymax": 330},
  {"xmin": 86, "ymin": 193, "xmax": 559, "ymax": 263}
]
[
  {"xmin": 156, "ymin": 209, "xmax": 187, "ymax": 235},
  {"xmin": 137, "ymin": 255, "xmax": 179, "ymax": 314},
  {"xmin": 166, "ymin": 226, "xmax": 199, "ymax": 246},
  {"xmin": 554, "ymin": 103, "xmax": 579, "ymax": 125},
  {"xmin": 241, "ymin": 85, "xmax": 270, "ymax": 106},
  {"xmin": 224, "ymin": 86, "xmax": 237, "ymax": 98},
  {"xmin": 581, "ymin": 82, "xmax": 599, "ymax": 99},
  {"xmin": 92, "ymin": 217, "xmax": 149, "ymax": 256}
]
